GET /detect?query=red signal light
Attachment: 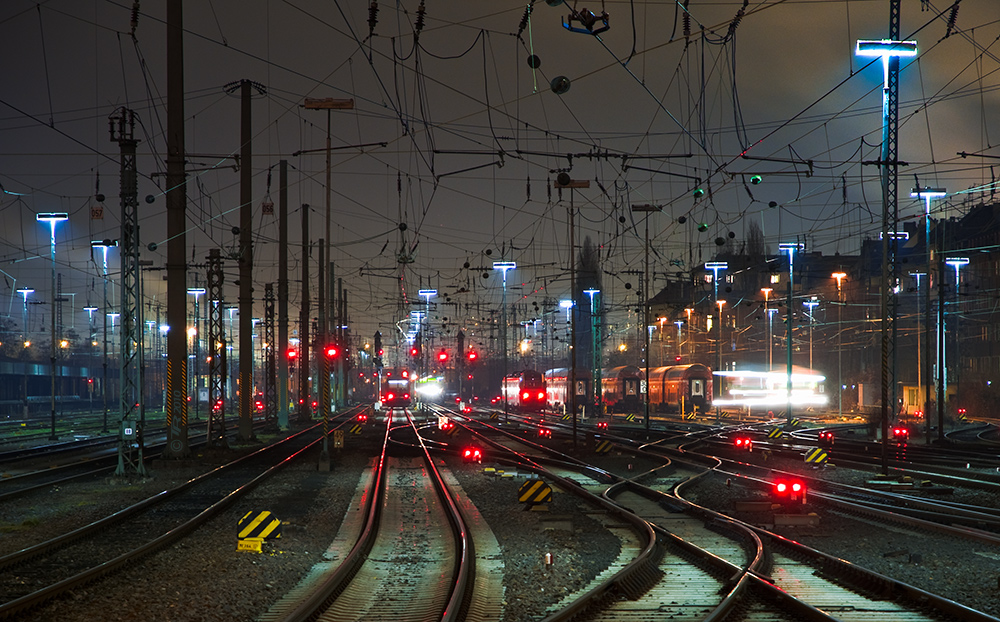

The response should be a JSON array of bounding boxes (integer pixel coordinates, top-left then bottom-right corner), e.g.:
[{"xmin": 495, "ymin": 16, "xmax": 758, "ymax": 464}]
[
  {"xmin": 522, "ymin": 391, "xmax": 530, "ymax": 400},
  {"xmin": 286, "ymin": 348, "xmax": 298, "ymax": 360},
  {"xmin": 410, "ymin": 347, "xmax": 419, "ymax": 356},
  {"xmin": 537, "ymin": 391, "xmax": 545, "ymax": 400},
  {"xmin": 324, "ymin": 345, "xmax": 339, "ymax": 358},
  {"xmin": 438, "ymin": 349, "xmax": 448, "ymax": 362},
  {"xmin": 773, "ymin": 478, "xmax": 806, "ymax": 503},
  {"xmin": 675, "ymin": 355, "xmax": 682, "ymax": 362},
  {"xmin": 386, "ymin": 392, "xmax": 395, "ymax": 401},
  {"xmin": 467, "ymin": 350, "xmax": 477, "ymax": 361}
]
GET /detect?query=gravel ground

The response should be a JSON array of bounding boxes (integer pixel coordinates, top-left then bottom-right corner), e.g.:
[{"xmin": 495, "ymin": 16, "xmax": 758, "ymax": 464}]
[
  {"xmin": 6, "ymin": 421, "xmax": 999, "ymax": 621},
  {"xmin": 680, "ymin": 449, "xmax": 1000, "ymax": 619},
  {"xmin": 447, "ymin": 455, "xmax": 623, "ymax": 622}
]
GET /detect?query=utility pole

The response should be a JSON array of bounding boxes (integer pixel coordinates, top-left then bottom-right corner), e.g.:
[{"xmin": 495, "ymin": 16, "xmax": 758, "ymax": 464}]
[
  {"xmin": 230, "ymin": 79, "xmax": 265, "ymax": 443},
  {"xmin": 277, "ymin": 161, "xmax": 290, "ymax": 429},
  {"xmin": 206, "ymin": 249, "xmax": 227, "ymax": 447},
  {"xmin": 556, "ymin": 174, "xmax": 589, "ymax": 449},
  {"xmin": 299, "ymin": 205, "xmax": 310, "ymax": 422},
  {"xmin": 163, "ymin": 0, "xmax": 189, "ymax": 459},
  {"xmin": 632, "ymin": 204, "xmax": 662, "ymax": 432},
  {"xmin": 109, "ymin": 108, "xmax": 145, "ymax": 476}
]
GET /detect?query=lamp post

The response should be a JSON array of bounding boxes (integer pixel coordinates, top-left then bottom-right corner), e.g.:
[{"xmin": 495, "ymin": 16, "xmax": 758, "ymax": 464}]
[
  {"xmin": 684, "ymin": 308, "xmax": 693, "ymax": 358},
  {"xmin": 674, "ymin": 320, "xmax": 684, "ymax": 360},
  {"xmin": 37, "ymin": 212, "xmax": 68, "ymax": 440},
  {"xmin": 706, "ymin": 262, "xmax": 728, "ymax": 405},
  {"xmin": 584, "ymin": 288, "xmax": 600, "ymax": 410},
  {"xmin": 715, "ymin": 299, "xmax": 726, "ymax": 417},
  {"xmin": 857, "ymin": 37, "xmax": 918, "ymax": 473},
  {"xmin": 760, "ymin": 288, "xmax": 773, "ymax": 368},
  {"xmin": 803, "ymin": 297, "xmax": 819, "ymax": 370},
  {"xmin": 84, "ymin": 305, "xmax": 98, "ymax": 415},
  {"xmin": 187, "ymin": 287, "xmax": 206, "ymax": 420},
  {"xmin": 17, "ymin": 287, "xmax": 33, "ymax": 418},
  {"xmin": 778, "ymin": 243, "xmax": 804, "ymax": 425},
  {"xmin": 832, "ymin": 273, "xmax": 847, "ymax": 419},
  {"xmin": 945, "ymin": 257, "xmax": 969, "ymax": 424},
  {"xmin": 492, "ymin": 265, "xmax": 514, "ymax": 420},
  {"xmin": 911, "ymin": 187, "xmax": 945, "ymax": 443},
  {"xmin": 91, "ymin": 240, "xmax": 118, "ymax": 431},
  {"xmin": 418, "ymin": 288, "xmax": 436, "ymax": 411}
]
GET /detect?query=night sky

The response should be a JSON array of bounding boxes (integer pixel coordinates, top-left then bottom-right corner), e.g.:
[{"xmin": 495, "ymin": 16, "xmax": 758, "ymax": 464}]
[{"xmin": 1, "ymin": 0, "xmax": 997, "ymax": 355}]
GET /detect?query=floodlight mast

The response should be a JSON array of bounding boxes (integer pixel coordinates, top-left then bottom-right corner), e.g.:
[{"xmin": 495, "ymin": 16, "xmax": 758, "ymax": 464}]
[
  {"xmin": 857, "ymin": 15, "xmax": 916, "ymax": 474},
  {"xmin": 911, "ymin": 187, "xmax": 945, "ymax": 444},
  {"xmin": 778, "ymin": 243, "xmax": 804, "ymax": 426}
]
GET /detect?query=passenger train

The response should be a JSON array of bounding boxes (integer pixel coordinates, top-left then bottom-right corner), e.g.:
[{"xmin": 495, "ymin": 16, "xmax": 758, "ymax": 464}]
[
  {"xmin": 500, "ymin": 370, "xmax": 547, "ymax": 413},
  {"xmin": 543, "ymin": 368, "xmax": 592, "ymax": 411},
  {"xmin": 600, "ymin": 366, "xmax": 643, "ymax": 413},
  {"xmin": 646, "ymin": 363, "xmax": 713, "ymax": 413},
  {"xmin": 380, "ymin": 367, "xmax": 413, "ymax": 408},
  {"xmin": 712, "ymin": 367, "xmax": 826, "ymax": 411}
]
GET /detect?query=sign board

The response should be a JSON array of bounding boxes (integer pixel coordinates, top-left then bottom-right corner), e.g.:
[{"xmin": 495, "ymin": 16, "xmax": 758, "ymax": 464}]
[
  {"xmin": 333, "ymin": 429, "xmax": 344, "ymax": 449},
  {"xmin": 238, "ymin": 510, "xmax": 282, "ymax": 541},
  {"xmin": 805, "ymin": 447, "xmax": 828, "ymax": 464},
  {"xmin": 595, "ymin": 440, "xmax": 613, "ymax": 453},
  {"xmin": 518, "ymin": 478, "xmax": 553, "ymax": 504},
  {"xmin": 640, "ymin": 379, "xmax": 647, "ymax": 394}
]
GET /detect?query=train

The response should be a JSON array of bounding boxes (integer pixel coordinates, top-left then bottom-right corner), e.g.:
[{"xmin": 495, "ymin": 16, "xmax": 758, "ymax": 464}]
[
  {"xmin": 500, "ymin": 370, "xmax": 547, "ymax": 412},
  {"xmin": 543, "ymin": 368, "xmax": 592, "ymax": 412},
  {"xmin": 380, "ymin": 367, "xmax": 413, "ymax": 408},
  {"xmin": 646, "ymin": 363, "xmax": 713, "ymax": 413},
  {"xmin": 600, "ymin": 365, "xmax": 643, "ymax": 413}
]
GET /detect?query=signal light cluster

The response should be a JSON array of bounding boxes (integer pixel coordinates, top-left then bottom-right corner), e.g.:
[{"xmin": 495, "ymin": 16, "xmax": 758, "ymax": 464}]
[{"xmin": 772, "ymin": 478, "xmax": 806, "ymax": 504}]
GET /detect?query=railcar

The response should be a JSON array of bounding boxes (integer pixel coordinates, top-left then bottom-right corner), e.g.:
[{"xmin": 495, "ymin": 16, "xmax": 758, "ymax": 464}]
[
  {"xmin": 380, "ymin": 367, "xmax": 413, "ymax": 408},
  {"xmin": 600, "ymin": 365, "xmax": 643, "ymax": 413},
  {"xmin": 543, "ymin": 368, "xmax": 592, "ymax": 412},
  {"xmin": 712, "ymin": 367, "xmax": 826, "ymax": 411},
  {"xmin": 501, "ymin": 370, "xmax": 547, "ymax": 413},
  {"xmin": 647, "ymin": 363, "xmax": 713, "ymax": 413}
]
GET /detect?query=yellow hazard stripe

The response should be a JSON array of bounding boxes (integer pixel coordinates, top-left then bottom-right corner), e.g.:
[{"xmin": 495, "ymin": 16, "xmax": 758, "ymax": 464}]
[{"xmin": 238, "ymin": 511, "xmax": 272, "ymax": 539}]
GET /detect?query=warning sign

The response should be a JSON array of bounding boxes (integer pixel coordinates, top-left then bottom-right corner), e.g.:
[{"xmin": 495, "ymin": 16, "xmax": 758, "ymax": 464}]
[
  {"xmin": 518, "ymin": 478, "xmax": 552, "ymax": 505},
  {"xmin": 805, "ymin": 447, "xmax": 828, "ymax": 464},
  {"xmin": 238, "ymin": 510, "xmax": 282, "ymax": 541}
]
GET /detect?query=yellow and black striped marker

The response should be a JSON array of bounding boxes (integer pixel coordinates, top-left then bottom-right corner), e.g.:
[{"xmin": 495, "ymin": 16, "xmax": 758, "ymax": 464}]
[
  {"xmin": 767, "ymin": 427, "xmax": 784, "ymax": 439},
  {"xmin": 684, "ymin": 412, "xmax": 697, "ymax": 420},
  {"xmin": 447, "ymin": 425, "xmax": 459, "ymax": 436},
  {"xmin": 789, "ymin": 418, "xmax": 800, "ymax": 427},
  {"xmin": 238, "ymin": 510, "xmax": 282, "ymax": 542},
  {"xmin": 350, "ymin": 424, "xmax": 364, "ymax": 435},
  {"xmin": 518, "ymin": 478, "xmax": 552, "ymax": 504},
  {"xmin": 595, "ymin": 440, "xmax": 613, "ymax": 453},
  {"xmin": 561, "ymin": 414, "xmax": 571, "ymax": 420},
  {"xmin": 624, "ymin": 414, "xmax": 636, "ymax": 422},
  {"xmin": 805, "ymin": 447, "xmax": 828, "ymax": 464},
  {"xmin": 490, "ymin": 413, "xmax": 499, "ymax": 420}
]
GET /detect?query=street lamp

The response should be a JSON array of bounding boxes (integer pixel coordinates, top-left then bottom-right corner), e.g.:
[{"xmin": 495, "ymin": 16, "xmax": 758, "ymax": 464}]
[
  {"xmin": 832, "ymin": 272, "xmax": 847, "ymax": 419},
  {"xmin": 715, "ymin": 299, "xmax": 726, "ymax": 417},
  {"xmin": 418, "ymin": 289, "xmax": 436, "ymax": 410},
  {"xmin": 584, "ymin": 288, "xmax": 600, "ymax": 410},
  {"xmin": 945, "ymin": 257, "xmax": 969, "ymax": 422},
  {"xmin": 91, "ymin": 240, "xmax": 117, "ymax": 431},
  {"xmin": 492, "ymin": 264, "xmax": 515, "ymax": 420},
  {"xmin": 674, "ymin": 320, "xmax": 684, "ymax": 360},
  {"xmin": 187, "ymin": 287, "xmax": 206, "ymax": 420},
  {"xmin": 684, "ymin": 308, "xmax": 694, "ymax": 358},
  {"xmin": 37, "ymin": 212, "xmax": 68, "ymax": 440},
  {"xmin": 803, "ymin": 297, "xmax": 819, "ymax": 370},
  {"xmin": 911, "ymin": 187, "xmax": 945, "ymax": 443},
  {"xmin": 16, "ymin": 287, "xmax": 33, "ymax": 417},
  {"xmin": 778, "ymin": 242, "xmax": 805, "ymax": 425},
  {"xmin": 761, "ymin": 288, "xmax": 773, "ymax": 368},
  {"xmin": 706, "ymin": 262, "xmax": 728, "ymax": 403}
]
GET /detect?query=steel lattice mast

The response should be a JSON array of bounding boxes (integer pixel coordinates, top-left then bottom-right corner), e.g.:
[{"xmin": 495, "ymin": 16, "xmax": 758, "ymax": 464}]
[
  {"xmin": 207, "ymin": 248, "xmax": 227, "ymax": 448},
  {"xmin": 264, "ymin": 283, "xmax": 277, "ymax": 429},
  {"xmin": 110, "ymin": 108, "xmax": 146, "ymax": 477}
]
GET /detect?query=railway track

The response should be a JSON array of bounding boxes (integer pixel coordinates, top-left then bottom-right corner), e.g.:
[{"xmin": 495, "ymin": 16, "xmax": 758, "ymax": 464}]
[
  {"xmin": 0, "ymin": 409, "xmax": 362, "ymax": 620},
  {"xmin": 258, "ymin": 408, "xmax": 478, "ymax": 622}
]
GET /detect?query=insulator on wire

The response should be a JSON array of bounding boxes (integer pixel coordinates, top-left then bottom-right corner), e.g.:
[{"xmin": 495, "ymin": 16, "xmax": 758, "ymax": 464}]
[
  {"xmin": 130, "ymin": 1, "xmax": 140, "ymax": 36},
  {"xmin": 517, "ymin": 3, "xmax": 533, "ymax": 40},
  {"xmin": 415, "ymin": 1, "xmax": 426, "ymax": 42},
  {"xmin": 368, "ymin": 1, "xmax": 379, "ymax": 36},
  {"xmin": 682, "ymin": 1, "xmax": 691, "ymax": 40}
]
